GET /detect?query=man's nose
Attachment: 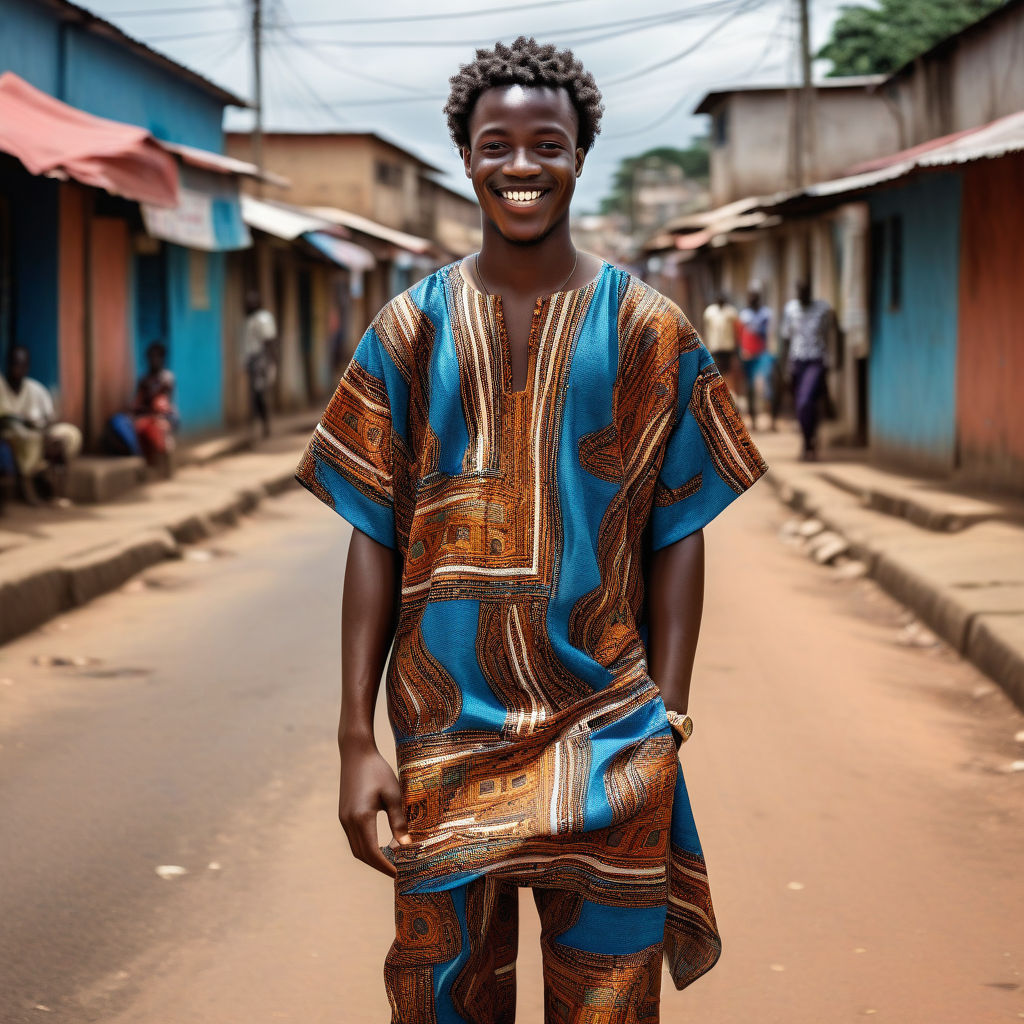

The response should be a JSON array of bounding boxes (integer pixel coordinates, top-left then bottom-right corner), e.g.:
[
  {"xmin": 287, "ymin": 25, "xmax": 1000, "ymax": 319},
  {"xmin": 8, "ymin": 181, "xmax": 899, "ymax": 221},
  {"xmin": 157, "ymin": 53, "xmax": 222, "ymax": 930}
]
[{"xmin": 503, "ymin": 148, "xmax": 541, "ymax": 176}]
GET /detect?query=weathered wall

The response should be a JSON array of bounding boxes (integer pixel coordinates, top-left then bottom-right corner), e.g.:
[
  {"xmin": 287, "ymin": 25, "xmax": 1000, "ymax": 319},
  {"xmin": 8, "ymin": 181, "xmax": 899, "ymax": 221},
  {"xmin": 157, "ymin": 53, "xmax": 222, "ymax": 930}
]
[
  {"xmin": 89, "ymin": 215, "xmax": 133, "ymax": 442},
  {"xmin": 166, "ymin": 245, "xmax": 225, "ymax": 435},
  {"xmin": 955, "ymin": 154, "xmax": 1024, "ymax": 493},
  {"xmin": 57, "ymin": 184, "xmax": 86, "ymax": 428},
  {"xmin": 886, "ymin": 2, "xmax": 1024, "ymax": 146},
  {"xmin": 708, "ymin": 89, "xmax": 901, "ymax": 205},
  {"xmin": 867, "ymin": 173, "xmax": 962, "ymax": 473}
]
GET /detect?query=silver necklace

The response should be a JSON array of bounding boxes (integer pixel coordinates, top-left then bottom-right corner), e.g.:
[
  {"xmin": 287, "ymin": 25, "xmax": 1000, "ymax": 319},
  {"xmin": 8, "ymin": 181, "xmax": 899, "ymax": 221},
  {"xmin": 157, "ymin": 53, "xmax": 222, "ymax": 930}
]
[{"xmin": 474, "ymin": 249, "xmax": 578, "ymax": 298}]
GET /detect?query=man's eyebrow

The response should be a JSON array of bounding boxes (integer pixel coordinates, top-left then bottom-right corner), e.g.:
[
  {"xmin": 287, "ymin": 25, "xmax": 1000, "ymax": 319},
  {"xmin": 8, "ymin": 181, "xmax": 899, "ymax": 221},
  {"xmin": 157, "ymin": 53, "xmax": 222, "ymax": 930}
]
[{"xmin": 474, "ymin": 123, "xmax": 573, "ymax": 138}]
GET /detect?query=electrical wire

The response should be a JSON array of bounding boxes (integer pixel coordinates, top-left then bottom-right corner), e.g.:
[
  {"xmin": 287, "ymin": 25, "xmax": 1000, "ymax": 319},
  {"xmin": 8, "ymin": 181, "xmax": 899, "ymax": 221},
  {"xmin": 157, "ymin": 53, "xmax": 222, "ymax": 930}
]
[
  {"xmin": 98, "ymin": 2, "xmax": 236, "ymax": 15},
  {"xmin": 149, "ymin": 0, "xmax": 751, "ymax": 46},
  {"xmin": 265, "ymin": 40, "xmax": 351, "ymax": 127},
  {"xmin": 602, "ymin": 0, "xmax": 764, "ymax": 85}
]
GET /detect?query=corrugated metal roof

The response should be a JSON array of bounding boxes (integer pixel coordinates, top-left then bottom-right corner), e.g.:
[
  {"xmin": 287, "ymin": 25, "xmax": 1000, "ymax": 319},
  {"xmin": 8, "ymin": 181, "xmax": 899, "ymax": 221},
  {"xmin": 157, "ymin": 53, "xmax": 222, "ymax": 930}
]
[
  {"xmin": 163, "ymin": 142, "xmax": 289, "ymax": 188},
  {"xmin": 694, "ymin": 76, "xmax": 886, "ymax": 114},
  {"xmin": 305, "ymin": 206, "xmax": 436, "ymax": 255},
  {"xmin": 241, "ymin": 196, "xmax": 338, "ymax": 241}
]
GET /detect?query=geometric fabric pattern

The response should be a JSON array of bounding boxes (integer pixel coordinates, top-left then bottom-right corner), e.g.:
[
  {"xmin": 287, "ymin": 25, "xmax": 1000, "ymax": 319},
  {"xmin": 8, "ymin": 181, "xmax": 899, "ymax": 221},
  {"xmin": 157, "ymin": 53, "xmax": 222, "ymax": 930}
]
[{"xmin": 297, "ymin": 260, "xmax": 767, "ymax": 999}]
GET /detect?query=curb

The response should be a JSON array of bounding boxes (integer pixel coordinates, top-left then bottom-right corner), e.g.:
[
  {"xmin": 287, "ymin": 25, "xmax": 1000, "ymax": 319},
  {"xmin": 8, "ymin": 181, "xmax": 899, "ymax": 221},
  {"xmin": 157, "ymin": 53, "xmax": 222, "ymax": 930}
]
[
  {"xmin": 765, "ymin": 470, "xmax": 1024, "ymax": 712},
  {"xmin": 0, "ymin": 469, "xmax": 297, "ymax": 647}
]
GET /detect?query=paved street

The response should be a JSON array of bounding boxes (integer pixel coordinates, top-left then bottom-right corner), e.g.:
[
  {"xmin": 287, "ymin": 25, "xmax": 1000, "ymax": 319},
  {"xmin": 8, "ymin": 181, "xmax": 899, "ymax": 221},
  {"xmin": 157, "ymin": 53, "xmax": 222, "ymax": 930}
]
[{"xmin": 0, "ymin": 478, "xmax": 1022, "ymax": 1024}]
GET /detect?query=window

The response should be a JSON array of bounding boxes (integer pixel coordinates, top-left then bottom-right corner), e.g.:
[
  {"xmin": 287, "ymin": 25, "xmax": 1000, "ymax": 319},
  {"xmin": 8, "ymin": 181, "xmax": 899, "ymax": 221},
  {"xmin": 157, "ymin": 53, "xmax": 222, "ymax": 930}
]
[
  {"xmin": 713, "ymin": 108, "xmax": 728, "ymax": 147},
  {"xmin": 374, "ymin": 160, "xmax": 403, "ymax": 187},
  {"xmin": 888, "ymin": 215, "xmax": 902, "ymax": 312}
]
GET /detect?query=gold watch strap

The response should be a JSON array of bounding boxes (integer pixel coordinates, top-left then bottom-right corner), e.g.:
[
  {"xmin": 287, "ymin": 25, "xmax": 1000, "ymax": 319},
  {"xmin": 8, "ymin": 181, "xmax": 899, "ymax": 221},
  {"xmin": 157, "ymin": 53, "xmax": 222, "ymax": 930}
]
[{"xmin": 665, "ymin": 709, "xmax": 693, "ymax": 744}]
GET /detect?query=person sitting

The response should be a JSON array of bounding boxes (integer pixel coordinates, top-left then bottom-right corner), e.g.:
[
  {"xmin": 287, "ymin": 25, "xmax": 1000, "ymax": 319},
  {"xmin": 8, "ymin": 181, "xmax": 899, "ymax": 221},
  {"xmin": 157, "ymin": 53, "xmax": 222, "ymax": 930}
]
[
  {"xmin": 0, "ymin": 345, "xmax": 82, "ymax": 504},
  {"xmin": 133, "ymin": 342, "xmax": 178, "ymax": 474}
]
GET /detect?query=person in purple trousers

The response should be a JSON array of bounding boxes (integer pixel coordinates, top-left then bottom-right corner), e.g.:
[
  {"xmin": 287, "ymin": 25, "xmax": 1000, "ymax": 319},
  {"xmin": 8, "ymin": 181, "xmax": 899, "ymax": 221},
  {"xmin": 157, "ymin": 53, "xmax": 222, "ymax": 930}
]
[{"xmin": 781, "ymin": 281, "xmax": 835, "ymax": 460}]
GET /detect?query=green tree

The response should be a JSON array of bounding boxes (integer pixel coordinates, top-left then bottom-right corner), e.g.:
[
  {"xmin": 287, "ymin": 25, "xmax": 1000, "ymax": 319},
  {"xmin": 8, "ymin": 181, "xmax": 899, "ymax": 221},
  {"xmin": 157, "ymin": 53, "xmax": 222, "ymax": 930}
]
[
  {"xmin": 599, "ymin": 141, "xmax": 709, "ymax": 216},
  {"xmin": 818, "ymin": 0, "xmax": 1003, "ymax": 77}
]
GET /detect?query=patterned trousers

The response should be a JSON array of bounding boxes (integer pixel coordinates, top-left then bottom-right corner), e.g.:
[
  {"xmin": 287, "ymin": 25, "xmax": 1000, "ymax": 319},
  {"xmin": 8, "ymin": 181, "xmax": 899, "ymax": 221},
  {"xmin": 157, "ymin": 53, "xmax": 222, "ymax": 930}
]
[{"xmin": 385, "ymin": 873, "xmax": 668, "ymax": 1024}]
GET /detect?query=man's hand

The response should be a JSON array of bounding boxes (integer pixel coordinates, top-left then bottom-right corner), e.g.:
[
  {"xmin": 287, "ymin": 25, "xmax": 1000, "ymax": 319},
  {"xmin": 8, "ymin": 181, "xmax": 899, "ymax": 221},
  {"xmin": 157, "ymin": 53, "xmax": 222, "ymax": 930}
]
[{"xmin": 338, "ymin": 734, "xmax": 410, "ymax": 877}]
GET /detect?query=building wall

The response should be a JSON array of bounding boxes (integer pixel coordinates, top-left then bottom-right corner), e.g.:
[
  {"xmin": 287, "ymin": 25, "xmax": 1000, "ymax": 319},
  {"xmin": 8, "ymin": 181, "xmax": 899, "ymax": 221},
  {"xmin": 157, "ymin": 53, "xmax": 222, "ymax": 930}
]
[
  {"xmin": 955, "ymin": 154, "xmax": 1024, "ymax": 493},
  {"xmin": 708, "ymin": 90, "xmax": 901, "ymax": 205},
  {"xmin": 886, "ymin": 3, "xmax": 1024, "ymax": 146},
  {"xmin": 867, "ymin": 173, "xmax": 962, "ymax": 473},
  {"xmin": 89, "ymin": 215, "xmax": 133, "ymax": 443},
  {"xmin": 166, "ymin": 245, "xmax": 225, "ymax": 434},
  {"xmin": 0, "ymin": 0, "xmax": 225, "ymax": 151},
  {"xmin": 225, "ymin": 134, "xmax": 435, "ymax": 235},
  {"xmin": 0, "ymin": 0, "xmax": 61, "ymax": 95},
  {"xmin": 62, "ymin": 31, "xmax": 224, "ymax": 151}
]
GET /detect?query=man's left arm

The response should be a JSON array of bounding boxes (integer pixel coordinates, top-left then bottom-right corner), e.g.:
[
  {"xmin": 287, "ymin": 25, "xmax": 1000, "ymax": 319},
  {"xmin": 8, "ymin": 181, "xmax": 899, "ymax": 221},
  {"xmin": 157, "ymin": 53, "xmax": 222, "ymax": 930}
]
[{"xmin": 647, "ymin": 528, "xmax": 705, "ymax": 745}]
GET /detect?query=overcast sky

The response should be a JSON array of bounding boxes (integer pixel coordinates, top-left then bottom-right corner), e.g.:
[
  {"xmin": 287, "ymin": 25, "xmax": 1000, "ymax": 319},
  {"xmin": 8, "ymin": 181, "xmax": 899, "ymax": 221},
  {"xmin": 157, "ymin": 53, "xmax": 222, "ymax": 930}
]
[{"xmin": 88, "ymin": 0, "xmax": 850, "ymax": 212}]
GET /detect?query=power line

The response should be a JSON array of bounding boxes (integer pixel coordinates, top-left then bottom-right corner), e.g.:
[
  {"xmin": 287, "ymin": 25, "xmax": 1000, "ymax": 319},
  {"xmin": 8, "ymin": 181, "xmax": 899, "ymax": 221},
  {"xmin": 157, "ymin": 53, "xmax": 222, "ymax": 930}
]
[
  {"xmin": 99, "ymin": 3, "xmax": 236, "ymax": 15},
  {"xmin": 275, "ymin": 0, "xmax": 594, "ymax": 27},
  {"xmin": 266, "ymin": 43, "xmax": 351, "ymax": 127},
  {"xmin": 603, "ymin": 0, "xmax": 765, "ymax": 85},
  {"xmin": 148, "ymin": 0, "xmax": 750, "ymax": 46}
]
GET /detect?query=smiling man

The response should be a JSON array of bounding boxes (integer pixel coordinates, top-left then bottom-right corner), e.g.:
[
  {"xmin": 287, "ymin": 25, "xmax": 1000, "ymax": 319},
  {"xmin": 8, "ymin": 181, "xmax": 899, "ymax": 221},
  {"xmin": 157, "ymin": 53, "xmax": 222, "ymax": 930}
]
[{"xmin": 296, "ymin": 36, "xmax": 767, "ymax": 1023}]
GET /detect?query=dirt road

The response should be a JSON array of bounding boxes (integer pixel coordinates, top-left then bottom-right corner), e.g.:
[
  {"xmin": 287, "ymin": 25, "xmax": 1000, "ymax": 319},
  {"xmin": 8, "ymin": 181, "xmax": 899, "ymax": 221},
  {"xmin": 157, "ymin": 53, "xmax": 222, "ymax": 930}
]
[{"xmin": 0, "ymin": 482, "xmax": 1021, "ymax": 1023}]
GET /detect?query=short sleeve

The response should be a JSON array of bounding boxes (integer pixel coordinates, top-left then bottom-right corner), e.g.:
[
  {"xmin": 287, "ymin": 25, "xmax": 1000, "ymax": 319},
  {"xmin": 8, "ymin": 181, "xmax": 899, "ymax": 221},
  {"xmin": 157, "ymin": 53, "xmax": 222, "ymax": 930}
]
[
  {"xmin": 295, "ymin": 326, "xmax": 397, "ymax": 548},
  {"xmin": 649, "ymin": 342, "xmax": 767, "ymax": 550}
]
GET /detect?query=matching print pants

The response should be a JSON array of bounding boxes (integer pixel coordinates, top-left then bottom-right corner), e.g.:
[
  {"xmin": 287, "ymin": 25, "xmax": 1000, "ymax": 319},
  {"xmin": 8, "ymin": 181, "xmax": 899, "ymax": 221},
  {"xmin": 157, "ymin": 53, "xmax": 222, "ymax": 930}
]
[{"xmin": 385, "ymin": 873, "xmax": 668, "ymax": 1024}]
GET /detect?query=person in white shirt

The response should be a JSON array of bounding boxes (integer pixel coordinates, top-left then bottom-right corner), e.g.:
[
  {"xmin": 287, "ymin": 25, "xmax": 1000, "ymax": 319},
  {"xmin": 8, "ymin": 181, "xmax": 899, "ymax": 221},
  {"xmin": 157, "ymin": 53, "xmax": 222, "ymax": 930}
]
[
  {"xmin": 701, "ymin": 291, "xmax": 739, "ymax": 379},
  {"xmin": 243, "ymin": 291, "xmax": 277, "ymax": 439},
  {"xmin": 0, "ymin": 345, "xmax": 82, "ymax": 503}
]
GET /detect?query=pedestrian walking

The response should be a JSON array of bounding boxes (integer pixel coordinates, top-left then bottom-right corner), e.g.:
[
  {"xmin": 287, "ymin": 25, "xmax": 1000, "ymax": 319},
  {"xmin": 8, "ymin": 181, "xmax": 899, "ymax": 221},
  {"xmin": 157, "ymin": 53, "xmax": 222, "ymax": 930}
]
[
  {"xmin": 737, "ymin": 285, "xmax": 775, "ymax": 430},
  {"xmin": 702, "ymin": 291, "xmax": 738, "ymax": 380},
  {"xmin": 296, "ymin": 36, "xmax": 767, "ymax": 1022},
  {"xmin": 243, "ymin": 291, "xmax": 277, "ymax": 439},
  {"xmin": 0, "ymin": 345, "xmax": 81, "ymax": 504},
  {"xmin": 782, "ymin": 281, "xmax": 835, "ymax": 460}
]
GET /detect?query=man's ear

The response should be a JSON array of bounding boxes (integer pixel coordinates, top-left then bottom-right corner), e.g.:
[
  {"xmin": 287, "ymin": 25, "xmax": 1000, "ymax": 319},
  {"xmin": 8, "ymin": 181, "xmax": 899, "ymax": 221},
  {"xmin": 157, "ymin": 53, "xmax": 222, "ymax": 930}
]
[
  {"xmin": 462, "ymin": 146, "xmax": 472, "ymax": 178},
  {"xmin": 575, "ymin": 147, "xmax": 585, "ymax": 178}
]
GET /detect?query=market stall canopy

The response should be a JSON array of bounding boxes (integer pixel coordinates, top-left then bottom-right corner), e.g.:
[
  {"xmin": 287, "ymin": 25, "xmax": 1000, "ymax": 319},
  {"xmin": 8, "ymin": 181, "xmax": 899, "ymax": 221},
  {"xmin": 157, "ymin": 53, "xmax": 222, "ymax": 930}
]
[
  {"xmin": 0, "ymin": 72, "xmax": 178, "ymax": 207},
  {"xmin": 304, "ymin": 232, "xmax": 376, "ymax": 273},
  {"xmin": 239, "ymin": 196, "xmax": 376, "ymax": 272},
  {"xmin": 162, "ymin": 141, "xmax": 290, "ymax": 188},
  {"xmin": 306, "ymin": 205, "xmax": 435, "ymax": 257}
]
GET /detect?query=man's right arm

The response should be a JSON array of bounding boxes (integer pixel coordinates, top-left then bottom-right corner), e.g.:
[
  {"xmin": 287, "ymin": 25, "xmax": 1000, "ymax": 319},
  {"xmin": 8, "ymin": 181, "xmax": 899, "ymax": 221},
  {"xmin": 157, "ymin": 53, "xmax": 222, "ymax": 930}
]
[{"xmin": 338, "ymin": 526, "xmax": 410, "ymax": 876}]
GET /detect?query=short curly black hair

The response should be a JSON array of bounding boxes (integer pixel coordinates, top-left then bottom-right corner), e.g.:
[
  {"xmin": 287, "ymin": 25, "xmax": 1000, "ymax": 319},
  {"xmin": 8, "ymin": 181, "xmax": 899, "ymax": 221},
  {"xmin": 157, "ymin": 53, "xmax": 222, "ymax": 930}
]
[{"xmin": 444, "ymin": 36, "xmax": 604, "ymax": 154}]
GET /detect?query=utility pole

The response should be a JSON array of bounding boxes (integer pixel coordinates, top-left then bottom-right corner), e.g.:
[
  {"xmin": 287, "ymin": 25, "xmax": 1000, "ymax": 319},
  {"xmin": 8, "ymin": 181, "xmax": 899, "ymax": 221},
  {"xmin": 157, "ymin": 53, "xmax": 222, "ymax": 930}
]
[
  {"xmin": 797, "ymin": 0, "xmax": 816, "ymax": 186},
  {"xmin": 250, "ymin": 0, "xmax": 264, "ymax": 195}
]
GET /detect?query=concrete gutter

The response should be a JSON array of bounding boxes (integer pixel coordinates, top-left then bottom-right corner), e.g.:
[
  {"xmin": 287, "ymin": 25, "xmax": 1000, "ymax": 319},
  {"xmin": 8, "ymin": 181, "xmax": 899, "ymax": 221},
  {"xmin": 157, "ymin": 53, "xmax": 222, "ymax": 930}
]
[{"xmin": 765, "ymin": 466, "xmax": 1024, "ymax": 712}]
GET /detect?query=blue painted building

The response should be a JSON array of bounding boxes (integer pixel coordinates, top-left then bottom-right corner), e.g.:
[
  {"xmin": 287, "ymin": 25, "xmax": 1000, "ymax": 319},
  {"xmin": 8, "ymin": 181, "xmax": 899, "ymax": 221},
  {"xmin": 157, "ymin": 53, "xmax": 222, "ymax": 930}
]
[
  {"xmin": 866, "ymin": 173, "xmax": 963, "ymax": 473},
  {"xmin": 0, "ymin": 0, "xmax": 248, "ymax": 437}
]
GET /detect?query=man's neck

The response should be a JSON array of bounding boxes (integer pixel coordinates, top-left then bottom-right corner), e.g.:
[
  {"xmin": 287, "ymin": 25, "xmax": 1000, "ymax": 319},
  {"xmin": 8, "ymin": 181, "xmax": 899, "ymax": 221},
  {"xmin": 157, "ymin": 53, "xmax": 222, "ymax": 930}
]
[{"xmin": 476, "ymin": 217, "xmax": 576, "ymax": 297}]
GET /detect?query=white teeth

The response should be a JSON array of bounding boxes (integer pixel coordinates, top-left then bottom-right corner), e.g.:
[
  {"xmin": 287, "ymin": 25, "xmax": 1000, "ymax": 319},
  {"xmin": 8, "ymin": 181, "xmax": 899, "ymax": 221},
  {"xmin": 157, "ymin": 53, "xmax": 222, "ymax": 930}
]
[{"xmin": 500, "ymin": 189, "xmax": 543, "ymax": 202}]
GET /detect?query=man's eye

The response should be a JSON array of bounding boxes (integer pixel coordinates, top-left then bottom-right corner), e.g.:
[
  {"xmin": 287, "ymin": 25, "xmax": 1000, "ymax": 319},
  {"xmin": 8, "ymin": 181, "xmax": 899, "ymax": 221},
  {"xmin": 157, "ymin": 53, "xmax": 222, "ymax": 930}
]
[{"xmin": 538, "ymin": 143, "xmax": 561, "ymax": 151}]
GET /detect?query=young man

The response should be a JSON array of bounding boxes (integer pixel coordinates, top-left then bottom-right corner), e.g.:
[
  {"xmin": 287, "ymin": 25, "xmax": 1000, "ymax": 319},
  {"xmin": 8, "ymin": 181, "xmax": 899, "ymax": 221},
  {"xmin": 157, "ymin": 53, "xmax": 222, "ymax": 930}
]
[
  {"xmin": 243, "ymin": 291, "xmax": 277, "ymax": 439},
  {"xmin": 701, "ymin": 291, "xmax": 738, "ymax": 380},
  {"xmin": 782, "ymin": 281, "xmax": 835, "ymax": 461},
  {"xmin": 297, "ymin": 37, "xmax": 766, "ymax": 1022},
  {"xmin": 0, "ymin": 345, "xmax": 82, "ymax": 504},
  {"xmin": 737, "ymin": 285, "xmax": 775, "ymax": 431}
]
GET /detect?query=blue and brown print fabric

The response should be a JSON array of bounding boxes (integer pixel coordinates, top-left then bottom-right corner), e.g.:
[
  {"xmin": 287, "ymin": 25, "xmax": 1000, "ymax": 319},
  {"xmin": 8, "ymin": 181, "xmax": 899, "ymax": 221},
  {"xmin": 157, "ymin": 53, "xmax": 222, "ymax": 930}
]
[{"xmin": 297, "ymin": 260, "xmax": 766, "ymax": 1018}]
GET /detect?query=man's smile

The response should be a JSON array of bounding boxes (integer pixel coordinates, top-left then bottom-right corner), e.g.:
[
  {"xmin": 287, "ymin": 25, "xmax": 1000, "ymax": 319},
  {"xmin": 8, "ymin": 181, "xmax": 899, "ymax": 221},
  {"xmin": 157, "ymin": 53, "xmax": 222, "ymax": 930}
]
[{"xmin": 492, "ymin": 185, "xmax": 551, "ymax": 208}]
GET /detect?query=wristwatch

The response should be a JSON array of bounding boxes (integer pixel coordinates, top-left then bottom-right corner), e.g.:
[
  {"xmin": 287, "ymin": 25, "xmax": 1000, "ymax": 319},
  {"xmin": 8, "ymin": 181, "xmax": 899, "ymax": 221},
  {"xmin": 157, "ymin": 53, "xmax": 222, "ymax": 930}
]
[{"xmin": 665, "ymin": 709, "xmax": 693, "ymax": 747}]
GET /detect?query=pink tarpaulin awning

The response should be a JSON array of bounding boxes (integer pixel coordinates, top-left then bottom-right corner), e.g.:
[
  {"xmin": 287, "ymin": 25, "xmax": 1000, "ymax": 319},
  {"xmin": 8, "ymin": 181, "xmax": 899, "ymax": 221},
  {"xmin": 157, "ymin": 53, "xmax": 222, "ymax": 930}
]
[{"xmin": 0, "ymin": 72, "xmax": 178, "ymax": 207}]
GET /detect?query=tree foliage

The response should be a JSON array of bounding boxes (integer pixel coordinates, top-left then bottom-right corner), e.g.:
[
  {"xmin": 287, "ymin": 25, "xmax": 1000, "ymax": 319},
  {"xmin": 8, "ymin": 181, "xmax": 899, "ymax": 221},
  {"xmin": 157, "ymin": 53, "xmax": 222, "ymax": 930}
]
[
  {"xmin": 599, "ymin": 141, "xmax": 709, "ymax": 216},
  {"xmin": 818, "ymin": 0, "xmax": 1003, "ymax": 76}
]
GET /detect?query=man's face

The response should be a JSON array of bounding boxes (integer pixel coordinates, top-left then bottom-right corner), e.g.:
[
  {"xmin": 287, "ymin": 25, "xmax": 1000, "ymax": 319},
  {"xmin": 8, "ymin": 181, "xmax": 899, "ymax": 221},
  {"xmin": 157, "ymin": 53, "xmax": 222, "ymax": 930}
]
[
  {"xmin": 7, "ymin": 348, "xmax": 28, "ymax": 388},
  {"xmin": 463, "ymin": 84, "xmax": 584, "ymax": 246}
]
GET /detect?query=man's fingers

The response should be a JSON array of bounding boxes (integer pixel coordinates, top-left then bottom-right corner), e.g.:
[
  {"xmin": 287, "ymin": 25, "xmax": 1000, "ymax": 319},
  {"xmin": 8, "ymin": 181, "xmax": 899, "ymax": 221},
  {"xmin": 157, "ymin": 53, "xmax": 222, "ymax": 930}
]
[
  {"xmin": 345, "ymin": 811, "xmax": 397, "ymax": 877},
  {"xmin": 384, "ymin": 791, "xmax": 412, "ymax": 846}
]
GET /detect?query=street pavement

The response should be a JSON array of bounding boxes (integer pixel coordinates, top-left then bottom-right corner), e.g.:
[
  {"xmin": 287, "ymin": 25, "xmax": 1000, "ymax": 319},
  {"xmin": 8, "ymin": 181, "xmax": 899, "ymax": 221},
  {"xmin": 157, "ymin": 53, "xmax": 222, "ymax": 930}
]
[{"xmin": 0, "ymin": 480, "xmax": 1022, "ymax": 1023}]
